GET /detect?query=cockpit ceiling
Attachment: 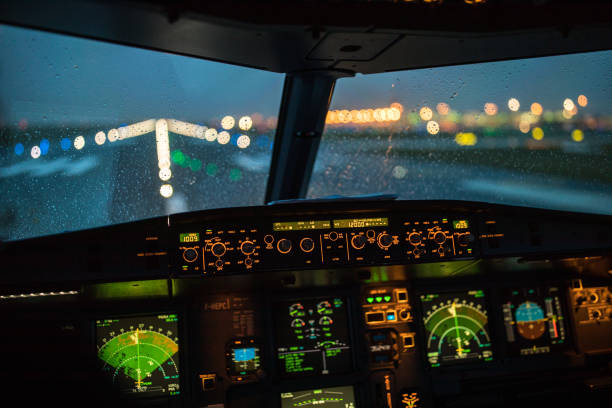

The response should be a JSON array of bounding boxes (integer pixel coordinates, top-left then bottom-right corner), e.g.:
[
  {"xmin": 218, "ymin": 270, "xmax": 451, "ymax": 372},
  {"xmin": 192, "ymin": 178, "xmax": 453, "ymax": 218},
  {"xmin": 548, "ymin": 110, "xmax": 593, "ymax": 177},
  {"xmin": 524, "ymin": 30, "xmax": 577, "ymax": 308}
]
[{"xmin": 1, "ymin": 0, "xmax": 612, "ymax": 74}]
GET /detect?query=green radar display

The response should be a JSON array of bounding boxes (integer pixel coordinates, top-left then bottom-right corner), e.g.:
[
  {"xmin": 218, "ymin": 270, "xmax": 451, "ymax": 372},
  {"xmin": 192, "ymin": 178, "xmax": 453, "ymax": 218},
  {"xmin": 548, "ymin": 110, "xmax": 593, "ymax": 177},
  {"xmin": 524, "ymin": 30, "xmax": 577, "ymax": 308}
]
[
  {"xmin": 420, "ymin": 290, "xmax": 493, "ymax": 367},
  {"xmin": 96, "ymin": 314, "xmax": 180, "ymax": 396}
]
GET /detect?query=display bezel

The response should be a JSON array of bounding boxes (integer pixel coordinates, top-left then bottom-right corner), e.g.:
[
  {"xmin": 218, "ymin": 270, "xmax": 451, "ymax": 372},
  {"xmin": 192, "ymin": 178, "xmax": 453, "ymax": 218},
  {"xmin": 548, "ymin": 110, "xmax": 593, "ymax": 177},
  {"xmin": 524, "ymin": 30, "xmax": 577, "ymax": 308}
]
[{"xmin": 279, "ymin": 384, "xmax": 358, "ymax": 408}]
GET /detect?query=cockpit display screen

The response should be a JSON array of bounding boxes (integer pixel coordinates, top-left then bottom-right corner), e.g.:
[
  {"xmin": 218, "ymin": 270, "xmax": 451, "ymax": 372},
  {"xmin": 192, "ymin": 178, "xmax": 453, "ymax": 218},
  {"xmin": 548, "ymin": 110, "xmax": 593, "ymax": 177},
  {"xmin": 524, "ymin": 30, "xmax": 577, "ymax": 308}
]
[
  {"xmin": 502, "ymin": 286, "xmax": 567, "ymax": 356},
  {"xmin": 95, "ymin": 314, "xmax": 180, "ymax": 397},
  {"xmin": 420, "ymin": 290, "xmax": 493, "ymax": 367},
  {"xmin": 274, "ymin": 297, "xmax": 352, "ymax": 377},
  {"xmin": 281, "ymin": 385, "xmax": 356, "ymax": 408}
]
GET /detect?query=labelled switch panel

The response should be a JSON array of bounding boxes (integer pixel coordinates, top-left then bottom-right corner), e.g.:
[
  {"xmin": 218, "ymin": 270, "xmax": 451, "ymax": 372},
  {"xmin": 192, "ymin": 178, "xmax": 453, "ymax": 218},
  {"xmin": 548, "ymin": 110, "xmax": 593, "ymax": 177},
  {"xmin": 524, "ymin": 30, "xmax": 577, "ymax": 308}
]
[
  {"xmin": 363, "ymin": 287, "xmax": 413, "ymax": 325},
  {"xmin": 570, "ymin": 281, "xmax": 612, "ymax": 354}
]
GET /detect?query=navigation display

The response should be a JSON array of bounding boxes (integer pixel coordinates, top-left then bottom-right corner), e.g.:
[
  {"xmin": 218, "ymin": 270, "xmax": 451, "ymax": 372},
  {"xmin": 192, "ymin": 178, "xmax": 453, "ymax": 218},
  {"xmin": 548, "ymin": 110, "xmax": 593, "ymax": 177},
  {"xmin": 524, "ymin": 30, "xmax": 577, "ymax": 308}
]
[
  {"xmin": 275, "ymin": 297, "xmax": 352, "ymax": 376},
  {"xmin": 420, "ymin": 290, "xmax": 493, "ymax": 367},
  {"xmin": 95, "ymin": 314, "xmax": 180, "ymax": 396},
  {"xmin": 502, "ymin": 286, "xmax": 567, "ymax": 356},
  {"xmin": 281, "ymin": 386, "xmax": 356, "ymax": 408},
  {"xmin": 226, "ymin": 337, "xmax": 262, "ymax": 382}
]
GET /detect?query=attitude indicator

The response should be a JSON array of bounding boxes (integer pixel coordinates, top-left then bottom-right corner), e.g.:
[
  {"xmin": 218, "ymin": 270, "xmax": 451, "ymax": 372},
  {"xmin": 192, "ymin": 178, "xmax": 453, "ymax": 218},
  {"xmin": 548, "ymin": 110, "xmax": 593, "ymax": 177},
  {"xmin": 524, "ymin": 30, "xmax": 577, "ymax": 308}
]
[
  {"xmin": 96, "ymin": 314, "xmax": 180, "ymax": 396},
  {"xmin": 420, "ymin": 290, "xmax": 493, "ymax": 367}
]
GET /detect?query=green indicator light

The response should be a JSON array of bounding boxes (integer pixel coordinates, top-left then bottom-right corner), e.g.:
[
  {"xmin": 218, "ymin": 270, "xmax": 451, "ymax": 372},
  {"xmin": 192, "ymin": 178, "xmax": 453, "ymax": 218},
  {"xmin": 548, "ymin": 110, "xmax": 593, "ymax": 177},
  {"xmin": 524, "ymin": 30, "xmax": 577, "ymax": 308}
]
[
  {"xmin": 206, "ymin": 163, "xmax": 218, "ymax": 176},
  {"xmin": 229, "ymin": 168, "xmax": 242, "ymax": 181},
  {"xmin": 383, "ymin": 295, "xmax": 391, "ymax": 302},
  {"xmin": 366, "ymin": 297, "xmax": 374, "ymax": 303},
  {"xmin": 190, "ymin": 158, "xmax": 202, "ymax": 171},
  {"xmin": 375, "ymin": 296, "xmax": 383, "ymax": 303},
  {"xmin": 171, "ymin": 149, "xmax": 185, "ymax": 165}
]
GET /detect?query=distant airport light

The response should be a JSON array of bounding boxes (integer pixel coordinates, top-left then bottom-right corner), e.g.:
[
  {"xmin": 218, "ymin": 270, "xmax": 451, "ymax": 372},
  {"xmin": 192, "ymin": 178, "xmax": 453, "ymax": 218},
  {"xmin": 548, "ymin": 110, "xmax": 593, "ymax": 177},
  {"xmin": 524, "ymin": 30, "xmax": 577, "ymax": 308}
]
[
  {"xmin": 237, "ymin": 135, "xmax": 251, "ymax": 149},
  {"xmin": 159, "ymin": 168, "xmax": 172, "ymax": 181},
  {"xmin": 426, "ymin": 120, "xmax": 440, "ymax": 135},
  {"xmin": 562, "ymin": 109, "xmax": 573, "ymax": 119},
  {"xmin": 530, "ymin": 103, "xmax": 543, "ymax": 116},
  {"xmin": 419, "ymin": 106, "xmax": 433, "ymax": 121},
  {"xmin": 204, "ymin": 128, "xmax": 218, "ymax": 142},
  {"xmin": 218, "ymin": 131, "xmax": 231, "ymax": 145},
  {"xmin": 571, "ymin": 129, "xmax": 584, "ymax": 142},
  {"xmin": 436, "ymin": 103, "xmax": 450, "ymax": 115},
  {"xmin": 484, "ymin": 103, "xmax": 498, "ymax": 116},
  {"xmin": 326, "ymin": 104, "xmax": 401, "ymax": 125},
  {"xmin": 74, "ymin": 136, "xmax": 85, "ymax": 150},
  {"xmin": 15, "ymin": 143, "xmax": 25, "ymax": 156},
  {"xmin": 31, "ymin": 145, "xmax": 41, "ymax": 159},
  {"xmin": 119, "ymin": 119, "xmax": 156, "ymax": 139},
  {"xmin": 577, "ymin": 95, "xmax": 588, "ymax": 107},
  {"xmin": 40, "ymin": 139, "xmax": 50, "ymax": 155},
  {"xmin": 239, "ymin": 116, "xmax": 253, "ymax": 131},
  {"xmin": 107, "ymin": 129, "xmax": 119, "ymax": 142},
  {"xmin": 392, "ymin": 165, "xmax": 407, "ymax": 179},
  {"xmin": 95, "ymin": 131, "xmax": 106, "ymax": 145},
  {"xmin": 221, "ymin": 115, "xmax": 235, "ymax": 130},
  {"xmin": 160, "ymin": 184, "xmax": 174, "ymax": 198},
  {"xmin": 167, "ymin": 119, "xmax": 205, "ymax": 138},
  {"xmin": 563, "ymin": 98, "xmax": 575, "ymax": 112},
  {"xmin": 455, "ymin": 132, "xmax": 477, "ymax": 146},
  {"xmin": 508, "ymin": 98, "xmax": 520, "ymax": 112},
  {"xmin": 532, "ymin": 127, "xmax": 544, "ymax": 140},
  {"xmin": 60, "ymin": 138, "xmax": 71, "ymax": 151},
  {"xmin": 390, "ymin": 102, "xmax": 404, "ymax": 113},
  {"xmin": 519, "ymin": 121, "xmax": 530, "ymax": 134},
  {"xmin": 156, "ymin": 119, "xmax": 170, "ymax": 171}
]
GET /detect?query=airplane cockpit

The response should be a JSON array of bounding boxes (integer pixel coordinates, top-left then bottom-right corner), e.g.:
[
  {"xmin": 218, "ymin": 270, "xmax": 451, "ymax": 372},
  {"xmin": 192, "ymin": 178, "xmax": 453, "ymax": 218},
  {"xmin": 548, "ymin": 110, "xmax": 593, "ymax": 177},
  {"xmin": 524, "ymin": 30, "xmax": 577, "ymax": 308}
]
[{"xmin": 1, "ymin": 1, "xmax": 611, "ymax": 407}]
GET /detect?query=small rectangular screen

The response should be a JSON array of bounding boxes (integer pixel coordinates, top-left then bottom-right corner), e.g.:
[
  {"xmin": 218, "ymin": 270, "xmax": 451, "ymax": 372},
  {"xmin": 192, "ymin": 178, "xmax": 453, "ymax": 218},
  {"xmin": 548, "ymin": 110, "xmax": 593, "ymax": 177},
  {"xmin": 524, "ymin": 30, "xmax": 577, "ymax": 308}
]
[
  {"xmin": 333, "ymin": 217, "xmax": 388, "ymax": 228},
  {"xmin": 179, "ymin": 232, "xmax": 200, "ymax": 243},
  {"xmin": 453, "ymin": 220, "xmax": 469, "ymax": 229},
  {"xmin": 420, "ymin": 290, "xmax": 493, "ymax": 367},
  {"xmin": 95, "ymin": 314, "xmax": 180, "ymax": 396},
  {"xmin": 274, "ymin": 297, "xmax": 352, "ymax": 377},
  {"xmin": 273, "ymin": 220, "xmax": 331, "ymax": 231},
  {"xmin": 281, "ymin": 385, "xmax": 356, "ymax": 408},
  {"xmin": 230, "ymin": 346, "xmax": 261, "ymax": 375}
]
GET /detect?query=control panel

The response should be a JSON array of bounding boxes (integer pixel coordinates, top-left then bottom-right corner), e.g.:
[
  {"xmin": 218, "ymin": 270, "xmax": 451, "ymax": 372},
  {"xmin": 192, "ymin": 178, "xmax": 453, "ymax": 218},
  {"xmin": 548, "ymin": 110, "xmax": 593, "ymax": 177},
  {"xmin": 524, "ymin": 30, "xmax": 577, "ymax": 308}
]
[{"xmin": 176, "ymin": 214, "xmax": 477, "ymax": 275}]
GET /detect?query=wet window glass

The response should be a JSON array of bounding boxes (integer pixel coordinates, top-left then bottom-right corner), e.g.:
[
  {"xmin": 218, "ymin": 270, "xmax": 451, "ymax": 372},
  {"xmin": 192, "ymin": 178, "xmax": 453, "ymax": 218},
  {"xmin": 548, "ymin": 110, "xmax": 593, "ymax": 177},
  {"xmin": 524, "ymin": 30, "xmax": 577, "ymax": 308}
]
[
  {"xmin": 309, "ymin": 50, "xmax": 612, "ymax": 215},
  {"xmin": 0, "ymin": 25, "xmax": 284, "ymax": 241}
]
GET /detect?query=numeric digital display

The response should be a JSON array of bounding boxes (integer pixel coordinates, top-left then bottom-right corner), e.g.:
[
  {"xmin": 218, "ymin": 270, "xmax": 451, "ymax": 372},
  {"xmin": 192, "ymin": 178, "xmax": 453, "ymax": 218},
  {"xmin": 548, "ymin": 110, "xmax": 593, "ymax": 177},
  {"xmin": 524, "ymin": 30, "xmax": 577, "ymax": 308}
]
[{"xmin": 274, "ymin": 297, "xmax": 352, "ymax": 376}]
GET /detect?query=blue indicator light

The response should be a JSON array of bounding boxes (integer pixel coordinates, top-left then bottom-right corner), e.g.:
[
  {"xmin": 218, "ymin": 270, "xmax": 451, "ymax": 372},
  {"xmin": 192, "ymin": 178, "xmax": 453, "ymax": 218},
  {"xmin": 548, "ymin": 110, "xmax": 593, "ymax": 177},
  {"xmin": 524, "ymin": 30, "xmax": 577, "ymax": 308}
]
[
  {"xmin": 40, "ymin": 139, "xmax": 50, "ymax": 155},
  {"xmin": 14, "ymin": 143, "xmax": 24, "ymax": 156},
  {"xmin": 234, "ymin": 347, "xmax": 255, "ymax": 362},
  {"xmin": 60, "ymin": 138, "xmax": 71, "ymax": 151},
  {"xmin": 387, "ymin": 313, "xmax": 396, "ymax": 321}
]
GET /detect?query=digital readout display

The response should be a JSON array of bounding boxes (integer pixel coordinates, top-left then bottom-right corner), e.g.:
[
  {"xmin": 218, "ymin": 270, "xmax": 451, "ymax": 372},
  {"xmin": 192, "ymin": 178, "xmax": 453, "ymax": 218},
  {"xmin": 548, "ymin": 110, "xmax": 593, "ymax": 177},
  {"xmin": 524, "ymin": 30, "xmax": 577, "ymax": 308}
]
[
  {"xmin": 332, "ymin": 217, "xmax": 388, "ymax": 229},
  {"xmin": 179, "ymin": 232, "xmax": 200, "ymax": 243},
  {"xmin": 273, "ymin": 220, "xmax": 331, "ymax": 231},
  {"xmin": 453, "ymin": 220, "xmax": 469, "ymax": 229}
]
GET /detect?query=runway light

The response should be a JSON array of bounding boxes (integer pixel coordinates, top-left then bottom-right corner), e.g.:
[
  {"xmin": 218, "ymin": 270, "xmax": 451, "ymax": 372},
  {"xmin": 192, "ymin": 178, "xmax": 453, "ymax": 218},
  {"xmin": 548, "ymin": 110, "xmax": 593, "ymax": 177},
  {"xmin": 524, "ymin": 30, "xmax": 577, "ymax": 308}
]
[
  {"xmin": 390, "ymin": 102, "xmax": 404, "ymax": 113},
  {"xmin": 577, "ymin": 95, "xmax": 588, "ymax": 107},
  {"xmin": 74, "ymin": 136, "xmax": 85, "ymax": 150},
  {"xmin": 419, "ymin": 106, "xmax": 433, "ymax": 121},
  {"xmin": 221, "ymin": 116, "xmax": 235, "ymax": 130},
  {"xmin": 206, "ymin": 163, "xmax": 218, "ymax": 176},
  {"xmin": 160, "ymin": 184, "xmax": 173, "ymax": 198},
  {"xmin": 455, "ymin": 132, "xmax": 477, "ymax": 146},
  {"xmin": 436, "ymin": 102, "xmax": 450, "ymax": 115},
  {"xmin": 204, "ymin": 128, "xmax": 218, "ymax": 142},
  {"xmin": 15, "ymin": 143, "xmax": 24, "ymax": 156},
  {"xmin": 229, "ymin": 168, "xmax": 242, "ymax": 182},
  {"xmin": 218, "ymin": 131, "xmax": 231, "ymax": 145},
  {"xmin": 532, "ymin": 127, "xmax": 544, "ymax": 140},
  {"xmin": 40, "ymin": 139, "xmax": 50, "ymax": 155},
  {"xmin": 238, "ymin": 116, "xmax": 253, "ymax": 131},
  {"xmin": 237, "ymin": 135, "xmax": 251, "ymax": 149},
  {"xmin": 519, "ymin": 121, "xmax": 530, "ymax": 134},
  {"xmin": 563, "ymin": 98, "xmax": 575, "ymax": 112},
  {"xmin": 107, "ymin": 129, "xmax": 119, "ymax": 142},
  {"xmin": 95, "ymin": 131, "xmax": 106, "ymax": 145},
  {"xmin": 530, "ymin": 103, "xmax": 543, "ymax": 116},
  {"xmin": 31, "ymin": 145, "xmax": 41, "ymax": 159},
  {"xmin": 118, "ymin": 119, "xmax": 157, "ymax": 139},
  {"xmin": 392, "ymin": 165, "xmax": 407, "ymax": 179},
  {"xmin": 426, "ymin": 120, "xmax": 440, "ymax": 135},
  {"xmin": 159, "ymin": 168, "xmax": 172, "ymax": 181},
  {"xmin": 60, "ymin": 138, "xmax": 71, "ymax": 151},
  {"xmin": 156, "ymin": 119, "xmax": 170, "ymax": 171},
  {"xmin": 571, "ymin": 129, "xmax": 584, "ymax": 142},
  {"xmin": 484, "ymin": 103, "xmax": 498, "ymax": 116},
  {"xmin": 508, "ymin": 98, "xmax": 520, "ymax": 112},
  {"xmin": 562, "ymin": 109, "xmax": 573, "ymax": 119}
]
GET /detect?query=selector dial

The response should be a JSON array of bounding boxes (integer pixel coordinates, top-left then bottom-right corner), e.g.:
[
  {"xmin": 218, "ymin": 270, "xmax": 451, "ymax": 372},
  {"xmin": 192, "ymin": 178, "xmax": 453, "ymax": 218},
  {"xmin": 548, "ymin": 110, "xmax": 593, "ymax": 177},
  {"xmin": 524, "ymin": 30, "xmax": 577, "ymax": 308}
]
[
  {"xmin": 300, "ymin": 237, "xmax": 315, "ymax": 253},
  {"xmin": 433, "ymin": 231, "xmax": 446, "ymax": 244},
  {"xmin": 378, "ymin": 233, "xmax": 393, "ymax": 248},
  {"xmin": 240, "ymin": 240, "xmax": 255, "ymax": 256},
  {"xmin": 408, "ymin": 232, "xmax": 422, "ymax": 245},
  {"xmin": 277, "ymin": 238, "xmax": 292, "ymax": 254},
  {"xmin": 211, "ymin": 242, "xmax": 227, "ymax": 257},
  {"xmin": 182, "ymin": 248, "xmax": 198, "ymax": 263},
  {"xmin": 351, "ymin": 234, "xmax": 367, "ymax": 250}
]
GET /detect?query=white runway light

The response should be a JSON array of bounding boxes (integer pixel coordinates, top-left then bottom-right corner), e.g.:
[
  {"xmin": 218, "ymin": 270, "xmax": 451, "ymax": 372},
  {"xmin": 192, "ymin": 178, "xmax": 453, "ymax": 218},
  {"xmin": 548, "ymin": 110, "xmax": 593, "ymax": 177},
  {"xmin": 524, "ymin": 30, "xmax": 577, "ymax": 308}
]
[
  {"xmin": 107, "ymin": 128, "xmax": 119, "ymax": 142},
  {"xmin": 221, "ymin": 115, "xmax": 235, "ymax": 130},
  {"xmin": 31, "ymin": 145, "xmax": 41, "ymax": 159},
  {"xmin": 74, "ymin": 136, "xmax": 85, "ymax": 150},
  {"xmin": 217, "ymin": 131, "xmax": 230, "ymax": 145},
  {"xmin": 159, "ymin": 167, "xmax": 172, "ymax": 181},
  {"xmin": 160, "ymin": 184, "xmax": 173, "ymax": 198},
  {"xmin": 237, "ymin": 135, "xmax": 251, "ymax": 149},
  {"xmin": 95, "ymin": 131, "xmax": 106, "ymax": 145},
  {"xmin": 118, "ymin": 119, "xmax": 156, "ymax": 140},
  {"xmin": 238, "ymin": 116, "xmax": 253, "ymax": 131},
  {"xmin": 156, "ymin": 119, "xmax": 171, "ymax": 170},
  {"xmin": 204, "ymin": 128, "xmax": 218, "ymax": 142}
]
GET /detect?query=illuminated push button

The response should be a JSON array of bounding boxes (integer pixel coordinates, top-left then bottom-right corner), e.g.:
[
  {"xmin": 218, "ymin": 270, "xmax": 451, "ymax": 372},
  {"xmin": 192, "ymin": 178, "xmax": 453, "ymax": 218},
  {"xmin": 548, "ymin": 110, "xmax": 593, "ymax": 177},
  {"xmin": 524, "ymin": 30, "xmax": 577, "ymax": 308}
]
[
  {"xmin": 300, "ymin": 237, "xmax": 315, "ymax": 253},
  {"xmin": 215, "ymin": 259, "xmax": 225, "ymax": 269},
  {"xmin": 244, "ymin": 257, "xmax": 253, "ymax": 267},
  {"xmin": 378, "ymin": 233, "xmax": 393, "ymax": 248},
  {"xmin": 351, "ymin": 234, "xmax": 367, "ymax": 250},
  {"xmin": 433, "ymin": 231, "xmax": 446, "ymax": 244},
  {"xmin": 183, "ymin": 248, "xmax": 198, "ymax": 263},
  {"xmin": 398, "ymin": 309, "xmax": 411, "ymax": 320},
  {"xmin": 328, "ymin": 231, "xmax": 339, "ymax": 241},
  {"xmin": 240, "ymin": 241, "xmax": 255, "ymax": 255},
  {"xmin": 211, "ymin": 242, "xmax": 227, "ymax": 257},
  {"xmin": 408, "ymin": 232, "xmax": 422, "ymax": 245},
  {"xmin": 277, "ymin": 238, "xmax": 292, "ymax": 254}
]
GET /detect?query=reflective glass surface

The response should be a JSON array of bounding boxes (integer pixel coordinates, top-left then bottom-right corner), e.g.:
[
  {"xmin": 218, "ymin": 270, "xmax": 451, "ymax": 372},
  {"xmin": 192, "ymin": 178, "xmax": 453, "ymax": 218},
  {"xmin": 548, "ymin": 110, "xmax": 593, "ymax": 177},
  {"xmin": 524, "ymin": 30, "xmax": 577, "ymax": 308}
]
[
  {"xmin": 309, "ymin": 51, "xmax": 612, "ymax": 215},
  {"xmin": 0, "ymin": 25, "xmax": 284, "ymax": 241}
]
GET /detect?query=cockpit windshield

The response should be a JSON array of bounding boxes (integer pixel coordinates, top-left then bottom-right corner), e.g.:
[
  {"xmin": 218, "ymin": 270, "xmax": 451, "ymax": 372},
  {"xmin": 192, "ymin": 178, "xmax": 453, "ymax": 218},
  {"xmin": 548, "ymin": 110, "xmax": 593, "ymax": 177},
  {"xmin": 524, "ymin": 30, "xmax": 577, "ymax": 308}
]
[
  {"xmin": 309, "ymin": 50, "xmax": 612, "ymax": 215},
  {"xmin": 0, "ymin": 25, "xmax": 284, "ymax": 241}
]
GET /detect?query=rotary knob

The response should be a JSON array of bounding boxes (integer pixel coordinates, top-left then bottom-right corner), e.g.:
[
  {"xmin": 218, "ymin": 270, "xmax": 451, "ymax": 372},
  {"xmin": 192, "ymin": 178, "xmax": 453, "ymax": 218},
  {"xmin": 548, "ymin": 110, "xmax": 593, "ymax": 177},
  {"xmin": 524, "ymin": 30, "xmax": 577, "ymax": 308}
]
[
  {"xmin": 433, "ymin": 231, "xmax": 446, "ymax": 244},
  {"xmin": 182, "ymin": 248, "xmax": 198, "ymax": 263},
  {"xmin": 378, "ymin": 233, "xmax": 393, "ymax": 248},
  {"xmin": 408, "ymin": 232, "xmax": 422, "ymax": 245},
  {"xmin": 211, "ymin": 242, "xmax": 227, "ymax": 257},
  {"xmin": 351, "ymin": 234, "xmax": 367, "ymax": 250},
  {"xmin": 240, "ymin": 240, "xmax": 255, "ymax": 256},
  {"xmin": 277, "ymin": 238, "xmax": 292, "ymax": 254},
  {"xmin": 300, "ymin": 237, "xmax": 315, "ymax": 253}
]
